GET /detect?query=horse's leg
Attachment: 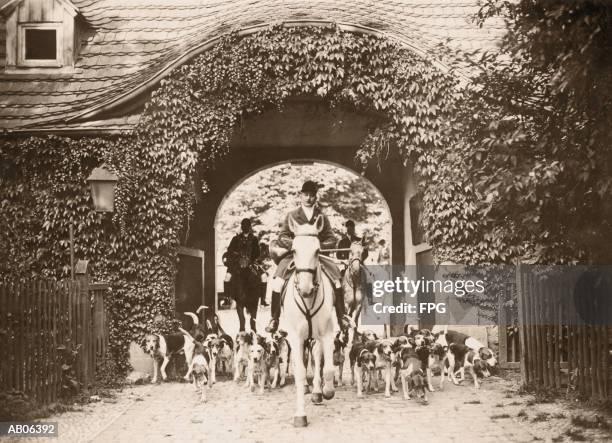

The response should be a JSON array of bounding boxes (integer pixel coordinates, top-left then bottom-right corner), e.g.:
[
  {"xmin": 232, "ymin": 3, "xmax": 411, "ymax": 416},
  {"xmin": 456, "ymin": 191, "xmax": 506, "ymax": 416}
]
[
  {"xmin": 354, "ymin": 303, "xmax": 362, "ymax": 328},
  {"xmin": 355, "ymin": 365, "xmax": 364, "ymax": 398},
  {"xmin": 321, "ymin": 333, "xmax": 336, "ymax": 400},
  {"xmin": 385, "ymin": 364, "xmax": 391, "ymax": 398},
  {"xmin": 236, "ymin": 300, "xmax": 246, "ymax": 332},
  {"xmin": 248, "ymin": 297, "xmax": 257, "ymax": 333},
  {"xmin": 290, "ymin": 335, "xmax": 308, "ymax": 427},
  {"xmin": 311, "ymin": 340, "xmax": 323, "ymax": 404},
  {"xmin": 427, "ymin": 367, "xmax": 435, "ymax": 392},
  {"xmin": 279, "ymin": 358, "xmax": 287, "ymax": 387},
  {"xmin": 391, "ymin": 366, "xmax": 399, "ymax": 392},
  {"xmin": 400, "ymin": 370, "xmax": 409, "ymax": 400}
]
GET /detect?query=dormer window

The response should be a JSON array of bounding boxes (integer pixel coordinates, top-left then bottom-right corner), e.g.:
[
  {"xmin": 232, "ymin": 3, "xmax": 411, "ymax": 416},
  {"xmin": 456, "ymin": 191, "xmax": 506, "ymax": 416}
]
[
  {"xmin": 1, "ymin": 0, "xmax": 78, "ymax": 72},
  {"xmin": 19, "ymin": 23, "xmax": 62, "ymax": 67}
]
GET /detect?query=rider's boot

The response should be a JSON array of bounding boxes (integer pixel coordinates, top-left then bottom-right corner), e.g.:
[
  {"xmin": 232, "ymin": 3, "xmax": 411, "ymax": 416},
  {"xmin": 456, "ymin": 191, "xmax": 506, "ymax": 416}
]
[
  {"xmin": 265, "ymin": 291, "xmax": 281, "ymax": 333},
  {"xmin": 260, "ymin": 294, "xmax": 269, "ymax": 307},
  {"xmin": 333, "ymin": 285, "xmax": 351, "ymax": 331},
  {"xmin": 366, "ymin": 283, "xmax": 374, "ymax": 305}
]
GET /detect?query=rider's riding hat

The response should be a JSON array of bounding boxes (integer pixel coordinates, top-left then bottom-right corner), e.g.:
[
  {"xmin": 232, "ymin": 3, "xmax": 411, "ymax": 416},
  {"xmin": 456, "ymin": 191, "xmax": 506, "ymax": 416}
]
[{"xmin": 301, "ymin": 180, "xmax": 323, "ymax": 194}]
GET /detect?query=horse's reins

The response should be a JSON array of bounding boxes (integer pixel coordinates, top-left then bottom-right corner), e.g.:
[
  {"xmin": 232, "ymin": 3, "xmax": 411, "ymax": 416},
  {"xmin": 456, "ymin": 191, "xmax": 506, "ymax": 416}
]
[{"xmin": 290, "ymin": 233, "xmax": 328, "ymax": 341}]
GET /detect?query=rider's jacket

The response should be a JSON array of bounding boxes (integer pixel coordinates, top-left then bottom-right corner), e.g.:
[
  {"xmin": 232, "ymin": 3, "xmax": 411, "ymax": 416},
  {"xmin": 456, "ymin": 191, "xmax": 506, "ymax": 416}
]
[
  {"xmin": 226, "ymin": 232, "xmax": 260, "ymax": 275},
  {"xmin": 277, "ymin": 205, "xmax": 337, "ymax": 252}
]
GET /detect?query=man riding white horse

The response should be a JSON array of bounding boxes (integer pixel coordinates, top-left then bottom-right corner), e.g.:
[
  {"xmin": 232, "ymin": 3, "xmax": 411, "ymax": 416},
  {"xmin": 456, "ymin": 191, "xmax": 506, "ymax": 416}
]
[{"xmin": 265, "ymin": 180, "xmax": 351, "ymax": 333}]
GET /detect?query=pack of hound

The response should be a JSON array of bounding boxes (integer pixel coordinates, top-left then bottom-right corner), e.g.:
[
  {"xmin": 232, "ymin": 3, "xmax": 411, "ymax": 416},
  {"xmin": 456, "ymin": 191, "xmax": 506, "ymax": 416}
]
[
  {"xmin": 144, "ymin": 306, "xmax": 291, "ymax": 402},
  {"xmin": 144, "ymin": 308, "xmax": 496, "ymax": 404},
  {"xmin": 342, "ymin": 317, "xmax": 498, "ymax": 403}
]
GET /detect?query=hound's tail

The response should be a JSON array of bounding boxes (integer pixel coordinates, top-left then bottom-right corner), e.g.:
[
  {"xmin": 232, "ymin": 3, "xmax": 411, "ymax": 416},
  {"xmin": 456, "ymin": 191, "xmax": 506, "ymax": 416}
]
[
  {"xmin": 214, "ymin": 314, "xmax": 227, "ymax": 335},
  {"xmin": 184, "ymin": 312, "xmax": 199, "ymax": 325},
  {"xmin": 178, "ymin": 327, "xmax": 195, "ymax": 341}
]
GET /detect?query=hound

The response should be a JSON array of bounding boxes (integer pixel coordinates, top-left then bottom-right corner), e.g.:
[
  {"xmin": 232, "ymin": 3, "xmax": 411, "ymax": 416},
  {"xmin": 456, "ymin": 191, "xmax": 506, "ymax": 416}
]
[
  {"xmin": 349, "ymin": 340, "xmax": 377, "ymax": 398},
  {"xmin": 426, "ymin": 342, "xmax": 447, "ymax": 391},
  {"xmin": 144, "ymin": 330, "xmax": 195, "ymax": 383},
  {"xmin": 234, "ymin": 331, "xmax": 254, "ymax": 382},
  {"xmin": 272, "ymin": 330, "xmax": 291, "ymax": 387},
  {"xmin": 247, "ymin": 335, "xmax": 268, "ymax": 394},
  {"xmin": 397, "ymin": 345, "xmax": 428, "ymax": 402},
  {"xmin": 190, "ymin": 341, "xmax": 212, "ymax": 403},
  {"xmin": 211, "ymin": 335, "xmax": 234, "ymax": 380},
  {"xmin": 446, "ymin": 343, "xmax": 490, "ymax": 389},
  {"xmin": 265, "ymin": 336, "xmax": 281, "ymax": 388},
  {"xmin": 442, "ymin": 327, "xmax": 497, "ymax": 373},
  {"xmin": 333, "ymin": 328, "xmax": 349, "ymax": 386}
]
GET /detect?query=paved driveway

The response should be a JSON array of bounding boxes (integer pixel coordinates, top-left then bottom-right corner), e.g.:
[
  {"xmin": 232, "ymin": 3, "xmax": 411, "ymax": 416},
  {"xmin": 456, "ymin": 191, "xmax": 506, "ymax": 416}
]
[{"xmin": 8, "ymin": 307, "xmax": 609, "ymax": 443}]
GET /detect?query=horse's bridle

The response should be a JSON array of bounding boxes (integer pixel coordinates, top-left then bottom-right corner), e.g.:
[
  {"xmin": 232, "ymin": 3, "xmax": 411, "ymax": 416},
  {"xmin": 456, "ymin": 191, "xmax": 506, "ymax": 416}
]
[
  {"xmin": 290, "ymin": 233, "xmax": 326, "ymax": 340},
  {"xmin": 291, "ymin": 232, "xmax": 321, "ymax": 298},
  {"xmin": 293, "ymin": 266, "xmax": 319, "ymax": 297}
]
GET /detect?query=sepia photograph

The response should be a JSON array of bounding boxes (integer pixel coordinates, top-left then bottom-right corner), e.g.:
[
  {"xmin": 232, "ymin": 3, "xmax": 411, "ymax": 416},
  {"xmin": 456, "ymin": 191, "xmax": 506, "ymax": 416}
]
[{"xmin": 1, "ymin": 0, "xmax": 611, "ymax": 442}]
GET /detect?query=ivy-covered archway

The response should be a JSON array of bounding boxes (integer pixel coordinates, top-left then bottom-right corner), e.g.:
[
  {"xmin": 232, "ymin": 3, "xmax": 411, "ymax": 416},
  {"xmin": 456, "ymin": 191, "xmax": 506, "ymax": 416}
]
[{"xmin": 1, "ymin": 24, "xmax": 462, "ymax": 372}]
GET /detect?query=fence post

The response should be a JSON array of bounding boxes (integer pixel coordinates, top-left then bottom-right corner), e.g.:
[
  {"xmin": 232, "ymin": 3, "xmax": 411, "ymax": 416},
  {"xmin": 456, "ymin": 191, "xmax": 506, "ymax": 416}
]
[
  {"xmin": 75, "ymin": 260, "xmax": 90, "ymax": 392},
  {"xmin": 499, "ymin": 291, "xmax": 508, "ymax": 368},
  {"xmin": 516, "ymin": 264, "xmax": 528, "ymax": 385}
]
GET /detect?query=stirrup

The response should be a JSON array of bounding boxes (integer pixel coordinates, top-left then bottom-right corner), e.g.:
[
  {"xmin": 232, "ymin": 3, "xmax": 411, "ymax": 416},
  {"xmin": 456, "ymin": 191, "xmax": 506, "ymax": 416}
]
[{"xmin": 265, "ymin": 319, "xmax": 279, "ymax": 333}]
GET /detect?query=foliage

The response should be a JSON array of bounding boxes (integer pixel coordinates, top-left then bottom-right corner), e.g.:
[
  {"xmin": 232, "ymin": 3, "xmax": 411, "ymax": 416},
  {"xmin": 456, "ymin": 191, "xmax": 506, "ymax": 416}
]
[
  {"xmin": 431, "ymin": 0, "xmax": 612, "ymax": 265},
  {"xmin": 93, "ymin": 352, "xmax": 126, "ymax": 391},
  {"xmin": 216, "ymin": 162, "xmax": 391, "ymax": 258},
  {"xmin": 57, "ymin": 339, "xmax": 81, "ymax": 399}
]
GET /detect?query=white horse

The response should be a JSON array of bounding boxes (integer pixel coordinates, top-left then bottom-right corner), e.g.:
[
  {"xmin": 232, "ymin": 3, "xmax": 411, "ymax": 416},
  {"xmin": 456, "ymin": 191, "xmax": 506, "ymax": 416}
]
[{"xmin": 283, "ymin": 215, "xmax": 336, "ymax": 427}]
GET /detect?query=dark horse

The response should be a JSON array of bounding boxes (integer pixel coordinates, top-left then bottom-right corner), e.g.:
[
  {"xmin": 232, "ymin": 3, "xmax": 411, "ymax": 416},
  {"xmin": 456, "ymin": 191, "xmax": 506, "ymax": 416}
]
[{"xmin": 227, "ymin": 262, "xmax": 263, "ymax": 332}]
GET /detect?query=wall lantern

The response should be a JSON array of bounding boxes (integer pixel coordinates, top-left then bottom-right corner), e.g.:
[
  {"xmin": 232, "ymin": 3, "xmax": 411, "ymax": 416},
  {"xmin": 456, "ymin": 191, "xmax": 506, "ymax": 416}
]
[{"xmin": 87, "ymin": 166, "xmax": 118, "ymax": 212}]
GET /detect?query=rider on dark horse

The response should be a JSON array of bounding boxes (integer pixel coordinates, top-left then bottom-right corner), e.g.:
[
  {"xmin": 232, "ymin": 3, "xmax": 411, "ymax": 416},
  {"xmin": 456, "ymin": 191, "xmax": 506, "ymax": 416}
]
[
  {"xmin": 266, "ymin": 180, "xmax": 350, "ymax": 333},
  {"xmin": 226, "ymin": 218, "xmax": 261, "ymax": 332},
  {"xmin": 336, "ymin": 220, "xmax": 369, "ymax": 262}
]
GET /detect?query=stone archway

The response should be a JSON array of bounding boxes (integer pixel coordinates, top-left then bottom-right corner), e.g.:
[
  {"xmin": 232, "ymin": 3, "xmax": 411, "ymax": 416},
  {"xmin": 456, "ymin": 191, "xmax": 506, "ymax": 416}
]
[{"xmin": 181, "ymin": 98, "xmax": 429, "ymax": 332}]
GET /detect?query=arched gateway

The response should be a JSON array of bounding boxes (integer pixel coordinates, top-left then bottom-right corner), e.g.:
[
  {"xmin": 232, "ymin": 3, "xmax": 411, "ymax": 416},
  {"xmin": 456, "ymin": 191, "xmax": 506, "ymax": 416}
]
[{"xmin": 177, "ymin": 98, "xmax": 430, "ymax": 333}]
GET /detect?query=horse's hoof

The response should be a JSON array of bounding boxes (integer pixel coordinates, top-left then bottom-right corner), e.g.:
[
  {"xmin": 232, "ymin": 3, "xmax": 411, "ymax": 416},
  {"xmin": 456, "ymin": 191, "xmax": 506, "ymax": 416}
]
[
  {"xmin": 322, "ymin": 388, "xmax": 335, "ymax": 400},
  {"xmin": 311, "ymin": 392, "xmax": 323, "ymax": 404},
  {"xmin": 303, "ymin": 385, "xmax": 310, "ymax": 395},
  {"xmin": 293, "ymin": 416, "xmax": 308, "ymax": 427}
]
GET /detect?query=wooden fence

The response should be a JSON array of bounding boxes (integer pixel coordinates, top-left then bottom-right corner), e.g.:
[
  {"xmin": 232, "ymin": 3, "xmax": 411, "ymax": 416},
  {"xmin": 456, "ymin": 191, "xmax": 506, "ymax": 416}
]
[
  {"xmin": 498, "ymin": 282, "xmax": 521, "ymax": 369},
  {"xmin": 0, "ymin": 277, "xmax": 110, "ymax": 404},
  {"xmin": 513, "ymin": 265, "xmax": 611, "ymax": 400}
]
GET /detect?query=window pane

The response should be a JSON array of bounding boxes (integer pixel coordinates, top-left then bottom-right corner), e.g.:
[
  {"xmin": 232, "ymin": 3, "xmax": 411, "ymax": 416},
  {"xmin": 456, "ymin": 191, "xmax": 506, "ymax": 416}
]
[{"xmin": 25, "ymin": 29, "xmax": 57, "ymax": 60}]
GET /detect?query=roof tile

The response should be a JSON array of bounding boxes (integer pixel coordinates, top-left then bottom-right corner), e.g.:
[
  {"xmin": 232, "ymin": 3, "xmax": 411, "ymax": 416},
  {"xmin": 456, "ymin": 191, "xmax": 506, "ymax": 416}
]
[{"xmin": 0, "ymin": 0, "xmax": 504, "ymax": 130}]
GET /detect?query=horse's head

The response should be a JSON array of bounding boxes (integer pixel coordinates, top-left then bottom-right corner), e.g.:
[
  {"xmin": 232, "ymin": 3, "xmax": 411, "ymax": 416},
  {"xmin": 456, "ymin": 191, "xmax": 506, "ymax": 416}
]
[
  {"xmin": 348, "ymin": 236, "xmax": 367, "ymax": 274},
  {"xmin": 288, "ymin": 215, "xmax": 323, "ymax": 298}
]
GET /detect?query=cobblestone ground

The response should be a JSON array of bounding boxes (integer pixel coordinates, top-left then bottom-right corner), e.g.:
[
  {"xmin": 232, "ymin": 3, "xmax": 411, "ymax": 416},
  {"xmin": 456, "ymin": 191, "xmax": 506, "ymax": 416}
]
[{"xmin": 5, "ymin": 308, "xmax": 611, "ymax": 443}]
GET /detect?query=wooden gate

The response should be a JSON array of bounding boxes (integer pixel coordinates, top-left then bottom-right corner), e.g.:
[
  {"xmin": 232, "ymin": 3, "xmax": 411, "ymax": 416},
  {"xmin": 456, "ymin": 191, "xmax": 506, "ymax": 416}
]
[
  {"xmin": 506, "ymin": 265, "xmax": 612, "ymax": 400},
  {"xmin": 0, "ymin": 277, "xmax": 109, "ymax": 404}
]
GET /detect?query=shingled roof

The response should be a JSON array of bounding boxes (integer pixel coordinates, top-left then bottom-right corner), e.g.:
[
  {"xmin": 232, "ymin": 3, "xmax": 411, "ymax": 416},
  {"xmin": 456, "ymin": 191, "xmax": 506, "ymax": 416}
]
[{"xmin": 0, "ymin": 0, "xmax": 505, "ymax": 132}]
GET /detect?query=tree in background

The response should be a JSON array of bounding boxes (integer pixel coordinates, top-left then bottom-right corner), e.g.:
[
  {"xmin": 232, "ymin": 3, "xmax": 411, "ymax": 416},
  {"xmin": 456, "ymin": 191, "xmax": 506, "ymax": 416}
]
[
  {"xmin": 422, "ymin": 0, "xmax": 612, "ymax": 265},
  {"xmin": 215, "ymin": 162, "xmax": 391, "ymax": 263}
]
